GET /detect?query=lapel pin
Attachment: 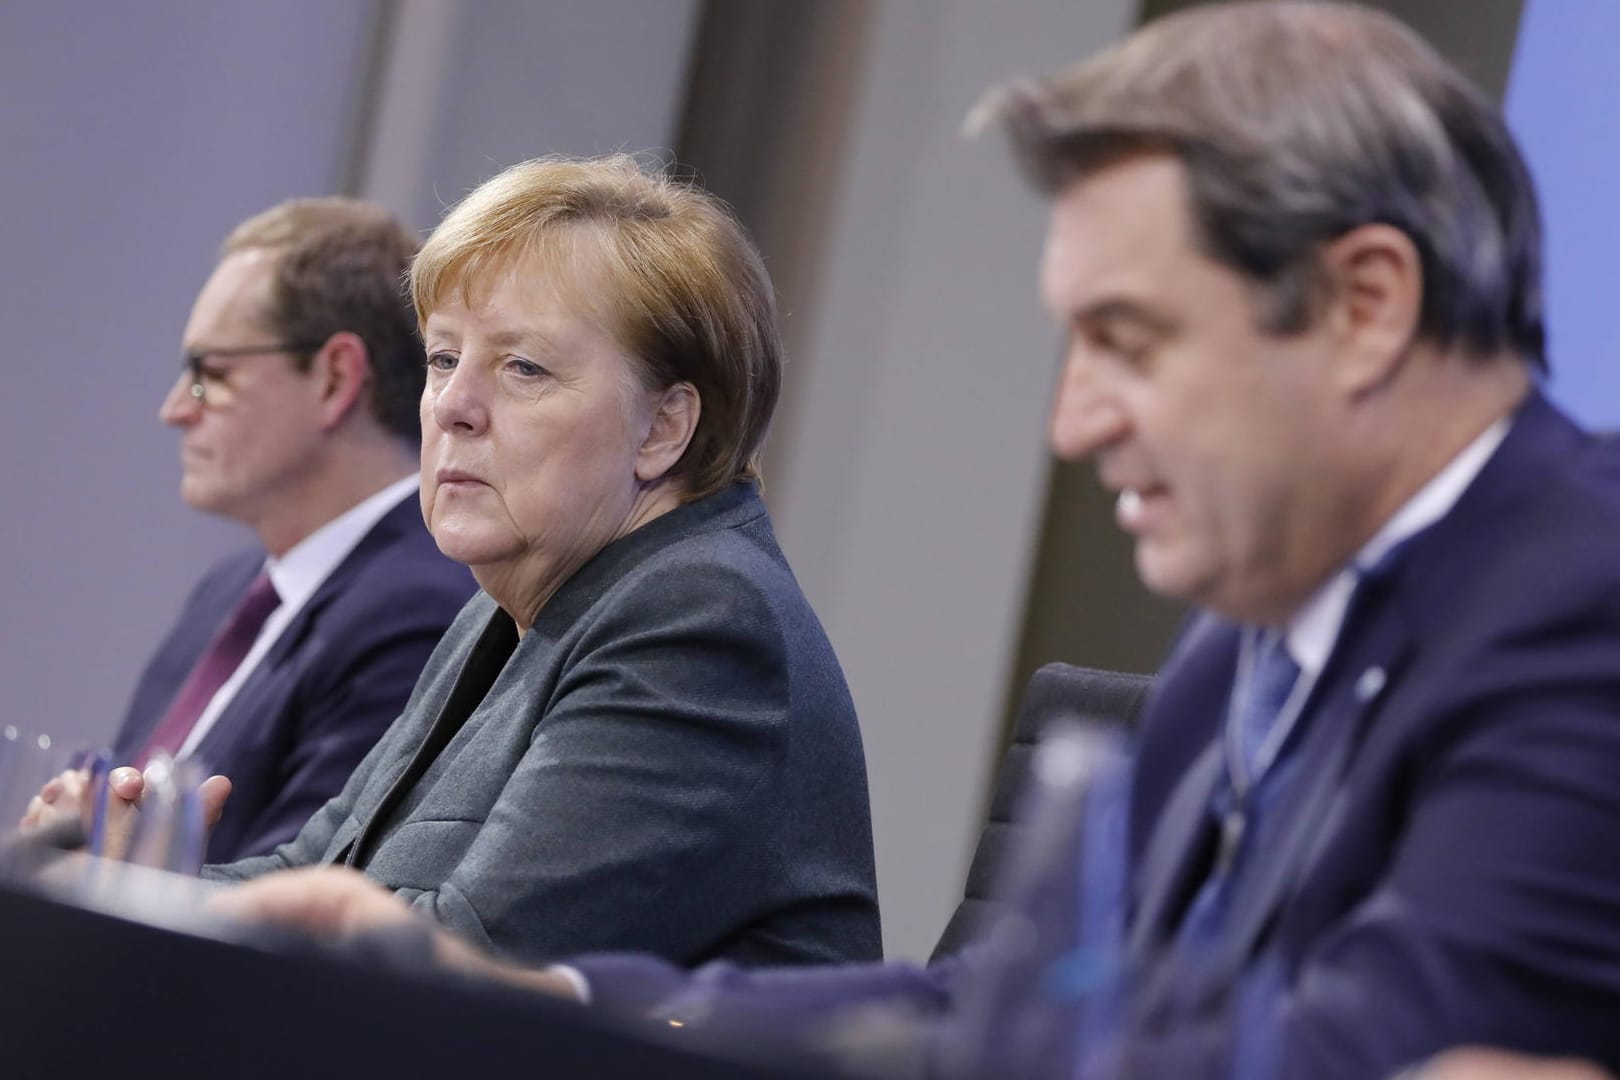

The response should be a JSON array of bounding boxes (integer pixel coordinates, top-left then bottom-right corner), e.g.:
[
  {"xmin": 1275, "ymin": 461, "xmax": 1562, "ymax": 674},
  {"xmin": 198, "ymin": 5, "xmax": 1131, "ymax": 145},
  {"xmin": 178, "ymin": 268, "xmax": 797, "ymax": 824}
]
[{"xmin": 1354, "ymin": 665, "xmax": 1387, "ymax": 703}]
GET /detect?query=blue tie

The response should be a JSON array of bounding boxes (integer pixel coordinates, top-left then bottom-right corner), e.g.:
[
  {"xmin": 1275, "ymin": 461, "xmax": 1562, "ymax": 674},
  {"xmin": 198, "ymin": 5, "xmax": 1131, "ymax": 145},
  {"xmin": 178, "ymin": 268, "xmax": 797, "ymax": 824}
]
[
  {"xmin": 1175, "ymin": 630, "xmax": 1301, "ymax": 952},
  {"xmin": 1231, "ymin": 631, "xmax": 1302, "ymax": 789}
]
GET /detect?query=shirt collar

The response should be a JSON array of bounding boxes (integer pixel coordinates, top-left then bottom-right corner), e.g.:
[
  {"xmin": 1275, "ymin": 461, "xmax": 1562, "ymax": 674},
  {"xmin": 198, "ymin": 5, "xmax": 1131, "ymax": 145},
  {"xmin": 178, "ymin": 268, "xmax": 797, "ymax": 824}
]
[
  {"xmin": 265, "ymin": 474, "xmax": 419, "ymax": 612},
  {"xmin": 1283, "ymin": 417, "xmax": 1510, "ymax": 679}
]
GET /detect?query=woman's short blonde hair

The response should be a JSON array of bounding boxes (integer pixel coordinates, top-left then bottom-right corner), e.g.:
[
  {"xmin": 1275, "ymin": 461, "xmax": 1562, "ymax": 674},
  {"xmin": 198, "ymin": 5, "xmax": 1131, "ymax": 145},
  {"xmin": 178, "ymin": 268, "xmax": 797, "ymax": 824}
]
[{"xmin": 412, "ymin": 154, "xmax": 783, "ymax": 500}]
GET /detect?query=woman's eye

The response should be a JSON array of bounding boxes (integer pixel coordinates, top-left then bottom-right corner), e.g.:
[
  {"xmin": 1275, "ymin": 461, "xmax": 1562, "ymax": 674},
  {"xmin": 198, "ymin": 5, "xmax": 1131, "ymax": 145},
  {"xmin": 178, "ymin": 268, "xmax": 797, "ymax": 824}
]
[
  {"xmin": 426, "ymin": 351, "xmax": 457, "ymax": 371},
  {"xmin": 507, "ymin": 357, "xmax": 547, "ymax": 378}
]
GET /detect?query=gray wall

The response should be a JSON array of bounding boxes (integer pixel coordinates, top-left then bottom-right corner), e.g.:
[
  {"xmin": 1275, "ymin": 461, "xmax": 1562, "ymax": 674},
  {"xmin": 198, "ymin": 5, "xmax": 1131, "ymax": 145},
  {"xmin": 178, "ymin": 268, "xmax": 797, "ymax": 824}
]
[
  {"xmin": 1140, "ymin": 0, "xmax": 1524, "ymax": 98},
  {"xmin": 0, "ymin": 0, "xmax": 698, "ymax": 762},
  {"xmin": 0, "ymin": 0, "xmax": 374, "ymax": 753},
  {"xmin": 355, "ymin": 0, "xmax": 699, "ymax": 232},
  {"xmin": 748, "ymin": 0, "xmax": 1138, "ymax": 959}
]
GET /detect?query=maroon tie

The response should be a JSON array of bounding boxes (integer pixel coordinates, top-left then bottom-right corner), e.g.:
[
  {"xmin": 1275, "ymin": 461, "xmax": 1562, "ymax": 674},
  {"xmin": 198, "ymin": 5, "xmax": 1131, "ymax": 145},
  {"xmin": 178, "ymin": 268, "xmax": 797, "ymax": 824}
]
[{"xmin": 136, "ymin": 572, "xmax": 282, "ymax": 768}]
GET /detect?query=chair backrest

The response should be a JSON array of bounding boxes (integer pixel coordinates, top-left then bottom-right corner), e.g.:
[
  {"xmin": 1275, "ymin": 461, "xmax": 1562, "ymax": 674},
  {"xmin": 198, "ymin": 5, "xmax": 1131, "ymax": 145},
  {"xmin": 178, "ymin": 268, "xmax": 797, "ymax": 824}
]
[{"xmin": 928, "ymin": 663, "xmax": 1155, "ymax": 963}]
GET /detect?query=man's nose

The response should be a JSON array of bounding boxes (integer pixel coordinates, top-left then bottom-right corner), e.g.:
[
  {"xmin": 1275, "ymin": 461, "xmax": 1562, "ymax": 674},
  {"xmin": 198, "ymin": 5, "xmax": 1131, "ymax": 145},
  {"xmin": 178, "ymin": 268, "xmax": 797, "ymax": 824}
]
[
  {"xmin": 159, "ymin": 371, "xmax": 201, "ymax": 426},
  {"xmin": 1048, "ymin": 355, "xmax": 1128, "ymax": 461}
]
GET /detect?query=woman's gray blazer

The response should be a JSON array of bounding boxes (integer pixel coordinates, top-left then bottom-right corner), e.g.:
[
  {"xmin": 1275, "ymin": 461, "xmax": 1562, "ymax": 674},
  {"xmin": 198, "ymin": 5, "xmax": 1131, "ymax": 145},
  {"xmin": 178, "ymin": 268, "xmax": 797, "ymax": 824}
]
[{"xmin": 207, "ymin": 481, "xmax": 882, "ymax": 968}]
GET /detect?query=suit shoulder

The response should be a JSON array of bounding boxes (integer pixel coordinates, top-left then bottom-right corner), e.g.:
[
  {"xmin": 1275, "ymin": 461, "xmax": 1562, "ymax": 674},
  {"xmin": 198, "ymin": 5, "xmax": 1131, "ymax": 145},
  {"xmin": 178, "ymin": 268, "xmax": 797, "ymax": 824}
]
[
  {"xmin": 345, "ymin": 512, "xmax": 475, "ymax": 600},
  {"xmin": 631, "ymin": 500, "xmax": 791, "ymax": 583},
  {"xmin": 1412, "ymin": 428, "xmax": 1620, "ymax": 635},
  {"xmin": 303, "ymin": 525, "xmax": 475, "ymax": 642},
  {"xmin": 1502, "ymin": 440, "xmax": 1620, "ymax": 595},
  {"xmin": 610, "ymin": 519, "xmax": 809, "ymax": 628}
]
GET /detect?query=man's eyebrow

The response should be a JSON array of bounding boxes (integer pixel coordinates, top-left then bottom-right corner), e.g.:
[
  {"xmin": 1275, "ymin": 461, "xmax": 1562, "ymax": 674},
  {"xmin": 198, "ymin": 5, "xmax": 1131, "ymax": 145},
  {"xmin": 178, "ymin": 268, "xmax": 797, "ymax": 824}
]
[{"xmin": 1074, "ymin": 298, "xmax": 1175, "ymax": 336}]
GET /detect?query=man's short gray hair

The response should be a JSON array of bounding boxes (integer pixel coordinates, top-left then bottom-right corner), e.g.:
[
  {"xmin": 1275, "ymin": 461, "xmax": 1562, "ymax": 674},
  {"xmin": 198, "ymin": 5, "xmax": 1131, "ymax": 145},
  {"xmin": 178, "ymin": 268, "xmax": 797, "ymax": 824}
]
[{"xmin": 977, "ymin": 0, "xmax": 1545, "ymax": 369}]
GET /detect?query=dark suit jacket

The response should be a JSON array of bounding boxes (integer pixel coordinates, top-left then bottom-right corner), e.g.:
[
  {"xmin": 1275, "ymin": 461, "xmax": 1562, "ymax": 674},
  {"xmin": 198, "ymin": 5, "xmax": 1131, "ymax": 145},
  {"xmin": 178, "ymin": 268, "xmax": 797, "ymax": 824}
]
[
  {"xmin": 207, "ymin": 482, "xmax": 883, "ymax": 971},
  {"xmin": 114, "ymin": 496, "xmax": 475, "ymax": 863},
  {"xmin": 577, "ymin": 393, "xmax": 1620, "ymax": 1079}
]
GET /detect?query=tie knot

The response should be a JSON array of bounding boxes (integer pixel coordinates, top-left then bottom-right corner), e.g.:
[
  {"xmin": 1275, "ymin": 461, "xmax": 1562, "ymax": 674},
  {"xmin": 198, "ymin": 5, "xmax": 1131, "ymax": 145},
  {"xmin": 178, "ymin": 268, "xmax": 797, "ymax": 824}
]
[
  {"xmin": 1249, "ymin": 632, "xmax": 1300, "ymax": 714},
  {"xmin": 234, "ymin": 572, "xmax": 282, "ymax": 627},
  {"xmin": 1231, "ymin": 630, "xmax": 1301, "ymax": 783}
]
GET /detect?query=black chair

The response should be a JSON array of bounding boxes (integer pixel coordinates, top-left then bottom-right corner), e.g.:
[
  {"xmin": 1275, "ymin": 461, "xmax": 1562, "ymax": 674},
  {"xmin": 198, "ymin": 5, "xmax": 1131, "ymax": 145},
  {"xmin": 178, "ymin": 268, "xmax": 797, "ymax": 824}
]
[{"xmin": 929, "ymin": 663, "xmax": 1155, "ymax": 963}]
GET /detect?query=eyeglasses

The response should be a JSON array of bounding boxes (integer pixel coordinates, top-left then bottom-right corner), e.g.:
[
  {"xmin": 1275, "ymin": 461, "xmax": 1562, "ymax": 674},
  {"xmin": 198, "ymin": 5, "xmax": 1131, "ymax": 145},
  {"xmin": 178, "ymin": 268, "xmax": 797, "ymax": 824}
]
[{"xmin": 181, "ymin": 342, "xmax": 324, "ymax": 404}]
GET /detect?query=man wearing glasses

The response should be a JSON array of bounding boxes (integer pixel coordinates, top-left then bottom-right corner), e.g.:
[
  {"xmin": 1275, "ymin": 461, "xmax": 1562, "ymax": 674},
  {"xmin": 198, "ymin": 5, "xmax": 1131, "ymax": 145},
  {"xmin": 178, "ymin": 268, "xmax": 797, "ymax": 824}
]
[{"xmin": 55, "ymin": 199, "xmax": 472, "ymax": 861}]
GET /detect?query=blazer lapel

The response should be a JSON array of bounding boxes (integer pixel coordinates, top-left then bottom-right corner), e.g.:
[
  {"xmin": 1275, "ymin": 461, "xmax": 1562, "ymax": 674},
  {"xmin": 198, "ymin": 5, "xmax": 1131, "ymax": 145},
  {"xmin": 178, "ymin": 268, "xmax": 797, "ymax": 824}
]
[
  {"xmin": 186, "ymin": 600, "xmax": 316, "ymax": 771},
  {"xmin": 185, "ymin": 497, "xmax": 419, "ymax": 771},
  {"xmin": 1200, "ymin": 566, "xmax": 1417, "ymax": 996},
  {"xmin": 1127, "ymin": 742, "xmax": 1223, "ymax": 961},
  {"xmin": 1127, "ymin": 617, "xmax": 1239, "ymax": 961},
  {"xmin": 342, "ymin": 604, "xmax": 518, "ymax": 869}
]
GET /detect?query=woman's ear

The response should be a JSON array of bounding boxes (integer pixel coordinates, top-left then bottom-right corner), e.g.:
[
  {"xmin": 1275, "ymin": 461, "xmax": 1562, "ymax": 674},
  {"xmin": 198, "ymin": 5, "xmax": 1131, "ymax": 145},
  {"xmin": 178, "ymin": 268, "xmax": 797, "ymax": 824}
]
[{"xmin": 635, "ymin": 381, "xmax": 701, "ymax": 483}]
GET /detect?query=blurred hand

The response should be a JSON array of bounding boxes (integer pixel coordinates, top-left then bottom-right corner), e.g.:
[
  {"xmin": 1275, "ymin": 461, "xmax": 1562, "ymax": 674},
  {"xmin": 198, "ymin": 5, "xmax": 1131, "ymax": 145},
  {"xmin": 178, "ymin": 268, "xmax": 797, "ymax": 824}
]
[
  {"xmin": 210, "ymin": 865, "xmax": 419, "ymax": 941},
  {"xmin": 20, "ymin": 765, "xmax": 231, "ymax": 861},
  {"xmin": 211, "ymin": 866, "xmax": 581, "ymax": 999},
  {"xmin": 20, "ymin": 767, "xmax": 89, "ymax": 832},
  {"xmin": 1411, "ymin": 1049, "xmax": 1614, "ymax": 1080}
]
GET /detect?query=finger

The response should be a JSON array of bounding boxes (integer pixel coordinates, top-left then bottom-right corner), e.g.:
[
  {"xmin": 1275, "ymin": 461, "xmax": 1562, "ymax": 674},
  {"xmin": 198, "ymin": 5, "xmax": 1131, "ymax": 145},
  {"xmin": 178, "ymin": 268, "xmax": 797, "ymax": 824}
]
[
  {"xmin": 44, "ymin": 767, "xmax": 88, "ymax": 800},
  {"xmin": 200, "ymin": 775, "xmax": 233, "ymax": 828},
  {"xmin": 55, "ymin": 770, "xmax": 87, "ymax": 806},
  {"xmin": 108, "ymin": 767, "xmax": 145, "ymax": 803},
  {"xmin": 99, "ymin": 789, "xmax": 143, "ymax": 862}
]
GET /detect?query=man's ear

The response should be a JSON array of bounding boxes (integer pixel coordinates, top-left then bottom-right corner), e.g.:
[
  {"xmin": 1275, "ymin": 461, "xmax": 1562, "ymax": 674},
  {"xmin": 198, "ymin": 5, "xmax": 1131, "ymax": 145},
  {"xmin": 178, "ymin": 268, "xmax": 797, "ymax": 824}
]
[
  {"xmin": 311, "ymin": 331, "xmax": 372, "ymax": 430},
  {"xmin": 635, "ymin": 381, "xmax": 701, "ymax": 484},
  {"xmin": 1319, "ymin": 223, "xmax": 1424, "ymax": 398}
]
